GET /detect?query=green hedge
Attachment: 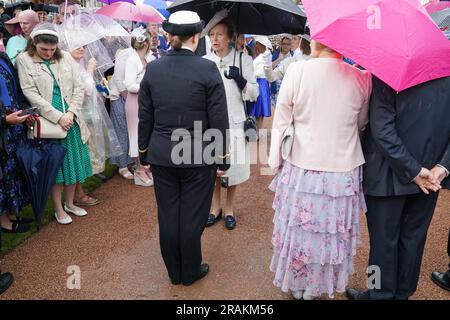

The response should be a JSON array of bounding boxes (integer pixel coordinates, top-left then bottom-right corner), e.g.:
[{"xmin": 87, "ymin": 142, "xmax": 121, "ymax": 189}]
[{"xmin": 1, "ymin": 162, "xmax": 118, "ymax": 255}]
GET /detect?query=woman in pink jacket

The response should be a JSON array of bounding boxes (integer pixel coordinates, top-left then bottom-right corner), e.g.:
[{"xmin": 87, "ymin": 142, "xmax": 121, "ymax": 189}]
[{"xmin": 268, "ymin": 40, "xmax": 372, "ymax": 300}]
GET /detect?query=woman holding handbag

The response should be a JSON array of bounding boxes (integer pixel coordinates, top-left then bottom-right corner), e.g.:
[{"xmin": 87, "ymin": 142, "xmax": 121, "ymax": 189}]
[
  {"xmin": 204, "ymin": 18, "xmax": 259, "ymax": 230},
  {"xmin": 268, "ymin": 40, "xmax": 372, "ymax": 300},
  {"xmin": 16, "ymin": 23, "xmax": 93, "ymax": 225}
]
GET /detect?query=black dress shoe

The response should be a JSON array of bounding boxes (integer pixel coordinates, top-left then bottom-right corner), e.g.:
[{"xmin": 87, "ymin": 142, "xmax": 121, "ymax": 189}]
[
  {"xmin": 206, "ymin": 210, "xmax": 222, "ymax": 227},
  {"xmin": 224, "ymin": 215, "xmax": 236, "ymax": 230},
  {"xmin": 0, "ymin": 272, "xmax": 14, "ymax": 295},
  {"xmin": 346, "ymin": 288, "xmax": 369, "ymax": 300},
  {"xmin": 10, "ymin": 216, "xmax": 34, "ymax": 225},
  {"xmin": 1, "ymin": 221, "xmax": 30, "ymax": 234},
  {"xmin": 431, "ymin": 271, "xmax": 450, "ymax": 292},
  {"xmin": 182, "ymin": 263, "xmax": 209, "ymax": 286},
  {"xmin": 171, "ymin": 279, "xmax": 181, "ymax": 285}
]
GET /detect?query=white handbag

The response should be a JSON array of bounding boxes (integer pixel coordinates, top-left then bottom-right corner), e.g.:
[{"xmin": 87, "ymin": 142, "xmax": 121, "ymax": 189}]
[
  {"xmin": 31, "ymin": 62, "xmax": 68, "ymax": 140},
  {"xmin": 281, "ymin": 114, "xmax": 294, "ymax": 161},
  {"xmin": 32, "ymin": 116, "xmax": 67, "ymax": 139}
]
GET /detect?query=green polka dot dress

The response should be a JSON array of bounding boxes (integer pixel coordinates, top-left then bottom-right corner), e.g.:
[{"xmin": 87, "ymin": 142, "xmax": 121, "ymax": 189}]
[{"xmin": 43, "ymin": 60, "xmax": 93, "ymax": 185}]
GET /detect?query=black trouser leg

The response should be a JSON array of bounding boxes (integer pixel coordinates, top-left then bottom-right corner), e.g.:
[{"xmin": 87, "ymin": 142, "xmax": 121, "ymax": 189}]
[
  {"xmin": 178, "ymin": 166, "xmax": 216, "ymax": 283},
  {"xmin": 365, "ymin": 195, "xmax": 406, "ymax": 300},
  {"xmin": 152, "ymin": 165, "xmax": 182, "ymax": 283},
  {"xmin": 395, "ymin": 192, "xmax": 438, "ymax": 299}
]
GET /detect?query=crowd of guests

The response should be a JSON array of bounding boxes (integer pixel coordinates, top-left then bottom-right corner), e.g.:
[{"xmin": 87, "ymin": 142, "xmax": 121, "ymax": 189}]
[
  {"xmin": 0, "ymin": 2, "xmax": 173, "ymax": 293},
  {"xmin": 0, "ymin": 5, "xmax": 448, "ymax": 301}
]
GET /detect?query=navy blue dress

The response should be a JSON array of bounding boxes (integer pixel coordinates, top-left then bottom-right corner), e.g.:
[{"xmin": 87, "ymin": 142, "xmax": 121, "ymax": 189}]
[{"xmin": 0, "ymin": 58, "xmax": 29, "ymax": 216}]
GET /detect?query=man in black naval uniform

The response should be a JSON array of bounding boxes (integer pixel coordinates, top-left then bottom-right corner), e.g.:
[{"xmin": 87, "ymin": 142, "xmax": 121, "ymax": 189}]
[{"xmin": 138, "ymin": 11, "xmax": 230, "ymax": 286}]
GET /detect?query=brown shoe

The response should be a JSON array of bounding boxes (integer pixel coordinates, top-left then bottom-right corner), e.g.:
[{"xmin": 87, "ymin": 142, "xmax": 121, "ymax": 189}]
[{"xmin": 73, "ymin": 195, "xmax": 99, "ymax": 206}]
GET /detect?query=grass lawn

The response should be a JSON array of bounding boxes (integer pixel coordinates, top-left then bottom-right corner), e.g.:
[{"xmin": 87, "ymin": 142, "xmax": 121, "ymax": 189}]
[{"xmin": 1, "ymin": 162, "xmax": 117, "ymax": 256}]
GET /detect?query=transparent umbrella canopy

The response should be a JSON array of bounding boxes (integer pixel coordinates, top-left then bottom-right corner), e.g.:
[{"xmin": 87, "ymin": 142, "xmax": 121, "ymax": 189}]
[{"xmin": 57, "ymin": 13, "xmax": 131, "ymax": 52}]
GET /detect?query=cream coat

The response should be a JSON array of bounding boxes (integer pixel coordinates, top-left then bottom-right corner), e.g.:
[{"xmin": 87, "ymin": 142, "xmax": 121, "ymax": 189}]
[
  {"xmin": 205, "ymin": 49, "xmax": 259, "ymax": 186},
  {"xmin": 16, "ymin": 50, "xmax": 89, "ymax": 143},
  {"xmin": 269, "ymin": 58, "xmax": 372, "ymax": 172}
]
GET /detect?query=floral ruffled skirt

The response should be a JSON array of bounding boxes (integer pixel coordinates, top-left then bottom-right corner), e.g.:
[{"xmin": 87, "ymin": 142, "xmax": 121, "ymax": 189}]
[{"xmin": 269, "ymin": 161, "xmax": 366, "ymax": 298}]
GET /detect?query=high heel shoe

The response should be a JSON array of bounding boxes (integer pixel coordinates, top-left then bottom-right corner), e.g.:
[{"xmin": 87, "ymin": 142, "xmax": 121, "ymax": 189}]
[{"xmin": 134, "ymin": 171, "xmax": 153, "ymax": 187}]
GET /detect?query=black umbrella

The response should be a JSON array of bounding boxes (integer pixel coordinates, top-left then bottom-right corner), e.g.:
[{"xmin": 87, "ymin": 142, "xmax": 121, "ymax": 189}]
[
  {"xmin": 15, "ymin": 139, "xmax": 66, "ymax": 228},
  {"xmin": 167, "ymin": 0, "xmax": 307, "ymax": 35}
]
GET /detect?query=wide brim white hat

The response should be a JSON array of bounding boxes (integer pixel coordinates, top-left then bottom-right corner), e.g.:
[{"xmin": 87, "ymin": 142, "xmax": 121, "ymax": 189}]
[{"xmin": 254, "ymin": 35, "xmax": 272, "ymax": 50}]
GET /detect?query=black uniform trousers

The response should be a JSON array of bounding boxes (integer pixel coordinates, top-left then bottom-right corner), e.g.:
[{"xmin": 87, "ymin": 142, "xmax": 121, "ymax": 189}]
[
  {"xmin": 365, "ymin": 192, "xmax": 439, "ymax": 300},
  {"xmin": 151, "ymin": 164, "xmax": 216, "ymax": 284}
]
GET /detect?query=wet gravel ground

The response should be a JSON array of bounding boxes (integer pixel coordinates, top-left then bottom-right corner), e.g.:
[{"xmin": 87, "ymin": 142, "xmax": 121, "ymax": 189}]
[{"xmin": 1, "ymin": 141, "xmax": 449, "ymax": 300}]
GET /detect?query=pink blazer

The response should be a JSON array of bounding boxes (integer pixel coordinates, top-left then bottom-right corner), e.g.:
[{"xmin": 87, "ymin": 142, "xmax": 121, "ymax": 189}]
[{"xmin": 269, "ymin": 58, "xmax": 372, "ymax": 172}]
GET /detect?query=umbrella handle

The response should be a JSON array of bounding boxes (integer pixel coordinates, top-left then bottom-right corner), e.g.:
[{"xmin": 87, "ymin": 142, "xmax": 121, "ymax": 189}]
[{"xmin": 33, "ymin": 115, "xmax": 42, "ymax": 141}]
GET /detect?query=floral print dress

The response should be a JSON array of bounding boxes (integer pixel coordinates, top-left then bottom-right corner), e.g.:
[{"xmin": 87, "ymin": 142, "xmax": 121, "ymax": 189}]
[
  {"xmin": 0, "ymin": 61, "xmax": 29, "ymax": 216},
  {"xmin": 269, "ymin": 161, "xmax": 367, "ymax": 298}
]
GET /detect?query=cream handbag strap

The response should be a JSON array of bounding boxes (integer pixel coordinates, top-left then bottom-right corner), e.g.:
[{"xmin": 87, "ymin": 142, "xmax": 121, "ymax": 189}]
[{"xmin": 44, "ymin": 61, "xmax": 66, "ymax": 114}]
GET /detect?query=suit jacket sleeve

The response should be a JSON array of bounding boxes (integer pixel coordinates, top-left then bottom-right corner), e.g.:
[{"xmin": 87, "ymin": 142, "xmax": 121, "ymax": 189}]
[
  {"xmin": 439, "ymin": 140, "xmax": 450, "ymax": 176},
  {"xmin": 369, "ymin": 77, "xmax": 422, "ymax": 184},
  {"xmin": 206, "ymin": 63, "xmax": 230, "ymax": 171},
  {"xmin": 138, "ymin": 65, "xmax": 154, "ymax": 163}
]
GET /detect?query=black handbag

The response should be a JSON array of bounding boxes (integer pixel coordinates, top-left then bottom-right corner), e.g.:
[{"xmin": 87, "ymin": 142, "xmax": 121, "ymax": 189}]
[{"xmin": 239, "ymin": 52, "xmax": 258, "ymax": 142}]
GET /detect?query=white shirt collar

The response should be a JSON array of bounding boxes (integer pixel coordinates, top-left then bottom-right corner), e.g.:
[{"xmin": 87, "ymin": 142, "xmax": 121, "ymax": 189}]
[{"xmin": 181, "ymin": 45, "xmax": 195, "ymax": 52}]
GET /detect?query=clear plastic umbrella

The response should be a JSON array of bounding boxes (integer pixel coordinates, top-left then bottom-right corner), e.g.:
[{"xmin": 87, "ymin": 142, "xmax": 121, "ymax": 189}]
[
  {"xmin": 58, "ymin": 13, "xmax": 132, "ymax": 92},
  {"xmin": 57, "ymin": 12, "xmax": 131, "ymax": 52}
]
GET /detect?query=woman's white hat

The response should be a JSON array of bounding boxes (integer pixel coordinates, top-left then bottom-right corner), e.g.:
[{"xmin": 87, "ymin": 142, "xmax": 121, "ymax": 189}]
[
  {"xmin": 162, "ymin": 10, "xmax": 204, "ymax": 36},
  {"xmin": 30, "ymin": 22, "xmax": 59, "ymax": 40},
  {"xmin": 254, "ymin": 35, "xmax": 272, "ymax": 50},
  {"xmin": 201, "ymin": 9, "xmax": 228, "ymax": 38}
]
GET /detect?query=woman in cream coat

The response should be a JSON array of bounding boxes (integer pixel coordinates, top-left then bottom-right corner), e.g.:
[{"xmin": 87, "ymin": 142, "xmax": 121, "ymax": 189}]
[{"xmin": 204, "ymin": 18, "xmax": 259, "ymax": 230}]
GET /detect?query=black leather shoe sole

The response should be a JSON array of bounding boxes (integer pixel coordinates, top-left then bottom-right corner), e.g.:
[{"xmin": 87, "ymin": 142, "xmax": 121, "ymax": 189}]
[
  {"xmin": 0, "ymin": 273, "xmax": 14, "ymax": 295},
  {"xmin": 431, "ymin": 272, "xmax": 450, "ymax": 291},
  {"xmin": 182, "ymin": 264, "xmax": 209, "ymax": 286},
  {"xmin": 346, "ymin": 288, "xmax": 369, "ymax": 300}
]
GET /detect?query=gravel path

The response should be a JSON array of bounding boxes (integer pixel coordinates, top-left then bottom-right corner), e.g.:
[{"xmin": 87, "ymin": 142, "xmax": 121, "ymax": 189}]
[{"xmin": 1, "ymin": 146, "xmax": 449, "ymax": 300}]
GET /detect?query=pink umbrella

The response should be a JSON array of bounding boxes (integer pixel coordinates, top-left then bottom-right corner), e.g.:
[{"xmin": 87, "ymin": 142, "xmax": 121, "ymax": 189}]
[
  {"xmin": 425, "ymin": 0, "xmax": 450, "ymax": 14},
  {"xmin": 96, "ymin": 2, "xmax": 164, "ymax": 23},
  {"xmin": 98, "ymin": 0, "xmax": 136, "ymax": 4},
  {"xmin": 303, "ymin": 0, "xmax": 450, "ymax": 92}
]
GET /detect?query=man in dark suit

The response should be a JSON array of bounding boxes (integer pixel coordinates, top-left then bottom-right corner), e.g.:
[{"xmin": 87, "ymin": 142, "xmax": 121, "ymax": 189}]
[
  {"xmin": 149, "ymin": 30, "xmax": 167, "ymax": 59},
  {"xmin": 138, "ymin": 11, "xmax": 230, "ymax": 286},
  {"xmin": 347, "ymin": 76, "xmax": 450, "ymax": 300}
]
